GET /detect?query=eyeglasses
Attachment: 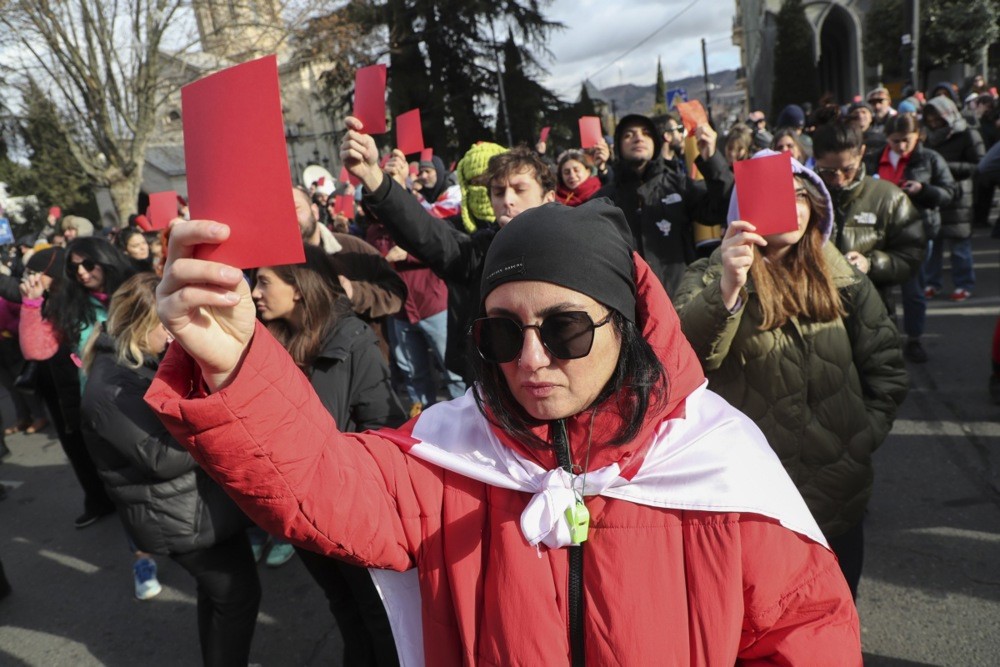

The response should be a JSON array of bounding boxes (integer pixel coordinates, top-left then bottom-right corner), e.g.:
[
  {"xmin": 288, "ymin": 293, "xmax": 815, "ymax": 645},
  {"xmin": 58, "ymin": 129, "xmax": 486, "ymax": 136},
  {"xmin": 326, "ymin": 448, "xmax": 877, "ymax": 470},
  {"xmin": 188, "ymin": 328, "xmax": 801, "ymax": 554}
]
[
  {"xmin": 70, "ymin": 258, "xmax": 97, "ymax": 273},
  {"xmin": 815, "ymin": 163, "xmax": 860, "ymax": 179},
  {"xmin": 870, "ymin": 98, "xmax": 890, "ymax": 104},
  {"xmin": 471, "ymin": 311, "xmax": 613, "ymax": 363},
  {"xmin": 664, "ymin": 127, "xmax": 684, "ymax": 135}
]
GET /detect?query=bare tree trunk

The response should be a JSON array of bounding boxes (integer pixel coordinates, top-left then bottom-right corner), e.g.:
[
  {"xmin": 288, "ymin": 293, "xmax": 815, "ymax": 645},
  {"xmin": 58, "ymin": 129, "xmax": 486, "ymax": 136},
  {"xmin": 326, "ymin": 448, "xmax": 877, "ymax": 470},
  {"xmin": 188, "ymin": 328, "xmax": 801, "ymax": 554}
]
[{"xmin": 107, "ymin": 171, "xmax": 143, "ymax": 229}]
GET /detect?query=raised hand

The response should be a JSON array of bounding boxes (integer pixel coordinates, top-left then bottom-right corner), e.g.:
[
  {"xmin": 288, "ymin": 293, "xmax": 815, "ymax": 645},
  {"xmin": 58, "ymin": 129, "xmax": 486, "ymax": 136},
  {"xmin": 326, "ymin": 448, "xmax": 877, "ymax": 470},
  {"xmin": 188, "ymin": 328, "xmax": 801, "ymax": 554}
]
[
  {"xmin": 340, "ymin": 116, "xmax": 385, "ymax": 193},
  {"xmin": 719, "ymin": 220, "xmax": 766, "ymax": 310},
  {"xmin": 695, "ymin": 124, "xmax": 718, "ymax": 161},
  {"xmin": 156, "ymin": 220, "xmax": 255, "ymax": 391}
]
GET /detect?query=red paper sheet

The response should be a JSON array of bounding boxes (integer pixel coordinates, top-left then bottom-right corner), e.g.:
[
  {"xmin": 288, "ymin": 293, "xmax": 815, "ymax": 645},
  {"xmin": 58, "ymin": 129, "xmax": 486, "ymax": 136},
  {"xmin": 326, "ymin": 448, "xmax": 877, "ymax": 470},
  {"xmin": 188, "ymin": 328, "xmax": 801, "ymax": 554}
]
[
  {"xmin": 733, "ymin": 152, "xmax": 798, "ymax": 236},
  {"xmin": 181, "ymin": 55, "xmax": 304, "ymax": 268},
  {"xmin": 676, "ymin": 100, "xmax": 709, "ymax": 134},
  {"xmin": 539, "ymin": 126, "xmax": 551, "ymax": 143},
  {"xmin": 419, "ymin": 148, "xmax": 433, "ymax": 163},
  {"xmin": 147, "ymin": 191, "xmax": 178, "ymax": 231},
  {"xmin": 339, "ymin": 165, "xmax": 360, "ymax": 188},
  {"xmin": 354, "ymin": 64, "xmax": 387, "ymax": 134},
  {"xmin": 578, "ymin": 117, "xmax": 602, "ymax": 149},
  {"xmin": 396, "ymin": 108, "xmax": 424, "ymax": 155},
  {"xmin": 334, "ymin": 194, "xmax": 355, "ymax": 220}
]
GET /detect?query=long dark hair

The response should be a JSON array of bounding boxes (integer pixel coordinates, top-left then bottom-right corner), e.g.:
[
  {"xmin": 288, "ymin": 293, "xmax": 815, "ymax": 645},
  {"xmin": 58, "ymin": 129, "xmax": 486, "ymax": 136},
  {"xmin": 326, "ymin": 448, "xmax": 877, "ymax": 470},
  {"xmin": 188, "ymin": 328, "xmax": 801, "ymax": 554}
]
[
  {"xmin": 44, "ymin": 237, "xmax": 135, "ymax": 347},
  {"xmin": 470, "ymin": 310, "xmax": 667, "ymax": 449},
  {"xmin": 252, "ymin": 244, "xmax": 352, "ymax": 370}
]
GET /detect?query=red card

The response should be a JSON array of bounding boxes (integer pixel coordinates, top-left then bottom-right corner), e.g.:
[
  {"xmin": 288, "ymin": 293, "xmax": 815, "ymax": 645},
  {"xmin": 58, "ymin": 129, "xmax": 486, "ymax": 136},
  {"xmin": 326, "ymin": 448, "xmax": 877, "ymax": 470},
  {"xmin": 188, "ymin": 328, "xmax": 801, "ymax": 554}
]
[
  {"xmin": 339, "ymin": 165, "xmax": 360, "ymax": 188},
  {"xmin": 147, "ymin": 191, "xmax": 178, "ymax": 231},
  {"xmin": 409, "ymin": 162, "xmax": 418, "ymax": 177},
  {"xmin": 732, "ymin": 152, "xmax": 798, "ymax": 236},
  {"xmin": 448, "ymin": 160, "xmax": 457, "ymax": 172},
  {"xmin": 539, "ymin": 126, "xmax": 551, "ymax": 143},
  {"xmin": 419, "ymin": 148, "xmax": 433, "ymax": 163},
  {"xmin": 334, "ymin": 194, "xmax": 355, "ymax": 219},
  {"xmin": 181, "ymin": 55, "xmax": 304, "ymax": 268},
  {"xmin": 396, "ymin": 108, "xmax": 424, "ymax": 155},
  {"xmin": 578, "ymin": 116, "xmax": 602, "ymax": 149},
  {"xmin": 676, "ymin": 100, "xmax": 709, "ymax": 134},
  {"xmin": 354, "ymin": 64, "xmax": 387, "ymax": 134}
]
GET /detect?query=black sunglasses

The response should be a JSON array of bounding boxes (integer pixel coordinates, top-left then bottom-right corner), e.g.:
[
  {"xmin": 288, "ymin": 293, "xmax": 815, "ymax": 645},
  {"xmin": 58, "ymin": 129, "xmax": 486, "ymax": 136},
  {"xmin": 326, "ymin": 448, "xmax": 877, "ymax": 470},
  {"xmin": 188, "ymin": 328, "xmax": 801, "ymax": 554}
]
[
  {"xmin": 471, "ymin": 311, "xmax": 613, "ymax": 363},
  {"xmin": 70, "ymin": 258, "xmax": 97, "ymax": 273}
]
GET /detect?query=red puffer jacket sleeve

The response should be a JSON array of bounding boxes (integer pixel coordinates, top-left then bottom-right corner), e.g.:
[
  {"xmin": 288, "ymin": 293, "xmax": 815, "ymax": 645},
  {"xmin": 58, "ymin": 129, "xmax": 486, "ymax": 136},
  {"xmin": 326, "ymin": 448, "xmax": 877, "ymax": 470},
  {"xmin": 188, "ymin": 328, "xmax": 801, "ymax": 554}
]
[
  {"xmin": 144, "ymin": 322, "xmax": 442, "ymax": 572},
  {"xmin": 737, "ymin": 519, "xmax": 862, "ymax": 665},
  {"xmin": 18, "ymin": 299, "xmax": 60, "ymax": 361}
]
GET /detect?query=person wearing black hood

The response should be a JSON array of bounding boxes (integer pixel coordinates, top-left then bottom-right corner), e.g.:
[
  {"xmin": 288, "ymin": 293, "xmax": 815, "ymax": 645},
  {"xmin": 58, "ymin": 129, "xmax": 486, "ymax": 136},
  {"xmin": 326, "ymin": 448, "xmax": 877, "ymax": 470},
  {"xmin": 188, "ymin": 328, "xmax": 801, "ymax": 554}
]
[
  {"xmin": 594, "ymin": 114, "xmax": 733, "ymax": 297},
  {"xmin": 922, "ymin": 95, "xmax": 985, "ymax": 302},
  {"xmin": 414, "ymin": 154, "xmax": 461, "ymax": 219}
]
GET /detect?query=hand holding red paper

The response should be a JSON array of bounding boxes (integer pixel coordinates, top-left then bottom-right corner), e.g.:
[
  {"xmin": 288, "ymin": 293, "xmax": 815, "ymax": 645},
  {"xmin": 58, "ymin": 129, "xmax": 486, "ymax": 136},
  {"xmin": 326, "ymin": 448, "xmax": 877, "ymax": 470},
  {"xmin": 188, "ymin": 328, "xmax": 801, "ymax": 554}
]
[
  {"xmin": 732, "ymin": 152, "xmax": 799, "ymax": 236},
  {"xmin": 676, "ymin": 100, "xmax": 709, "ymax": 134},
  {"xmin": 341, "ymin": 116, "xmax": 385, "ymax": 193},
  {"xmin": 718, "ymin": 220, "xmax": 767, "ymax": 311},
  {"xmin": 181, "ymin": 55, "xmax": 303, "ymax": 269},
  {"xmin": 578, "ymin": 116, "xmax": 602, "ymax": 149},
  {"xmin": 155, "ymin": 219, "xmax": 255, "ymax": 393},
  {"xmin": 354, "ymin": 64, "xmax": 387, "ymax": 134},
  {"xmin": 395, "ymin": 108, "xmax": 424, "ymax": 156}
]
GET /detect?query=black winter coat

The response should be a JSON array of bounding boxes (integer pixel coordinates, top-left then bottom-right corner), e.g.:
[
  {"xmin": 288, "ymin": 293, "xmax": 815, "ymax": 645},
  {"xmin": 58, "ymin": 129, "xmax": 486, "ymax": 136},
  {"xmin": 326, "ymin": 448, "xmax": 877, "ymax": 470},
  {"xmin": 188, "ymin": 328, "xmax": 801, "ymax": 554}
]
[
  {"xmin": 926, "ymin": 127, "xmax": 985, "ymax": 238},
  {"xmin": 864, "ymin": 143, "xmax": 957, "ymax": 239},
  {"xmin": 594, "ymin": 152, "xmax": 733, "ymax": 297},
  {"xmin": 307, "ymin": 313, "xmax": 406, "ymax": 431},
  {"xmin": 362, "ymin": 176, "xmax": 494, "ymax": 382},
  {"xmin": 81, "ymin": 334, "xmax": 248, "ymax": 555}
]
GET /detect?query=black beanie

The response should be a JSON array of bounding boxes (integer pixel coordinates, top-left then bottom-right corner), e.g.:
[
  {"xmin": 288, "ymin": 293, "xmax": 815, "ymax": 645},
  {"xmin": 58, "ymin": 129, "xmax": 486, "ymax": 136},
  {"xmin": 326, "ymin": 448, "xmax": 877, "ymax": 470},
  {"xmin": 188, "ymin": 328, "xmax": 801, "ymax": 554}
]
[
  {"xmin": 613, "ymin": 114, "xmax": 663, "ymax": 161},
  {"xmin": 480, "ymin": 199, "xmax": 636, "ymax": 321},
  {"xmin": 26, "ymin": 247, "xmax": 65, "ymax": 278}
]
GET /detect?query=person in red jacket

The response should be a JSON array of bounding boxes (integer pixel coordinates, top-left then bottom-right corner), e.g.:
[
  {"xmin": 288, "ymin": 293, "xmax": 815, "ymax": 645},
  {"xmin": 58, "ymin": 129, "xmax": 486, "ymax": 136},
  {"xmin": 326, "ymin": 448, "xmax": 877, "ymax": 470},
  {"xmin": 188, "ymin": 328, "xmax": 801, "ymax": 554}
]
[{"xmin": 148, "ymin": 200, "xmax": 861, "ymax": 665}]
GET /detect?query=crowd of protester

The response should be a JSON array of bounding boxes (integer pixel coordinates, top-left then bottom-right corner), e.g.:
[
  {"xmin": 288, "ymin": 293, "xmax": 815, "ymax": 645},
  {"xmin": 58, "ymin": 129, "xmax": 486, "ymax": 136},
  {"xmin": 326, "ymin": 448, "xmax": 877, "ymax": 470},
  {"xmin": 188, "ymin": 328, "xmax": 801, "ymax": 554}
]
[{"xmin": 3, "ymin": 72, "xmax": 1000, "ymax": 664}]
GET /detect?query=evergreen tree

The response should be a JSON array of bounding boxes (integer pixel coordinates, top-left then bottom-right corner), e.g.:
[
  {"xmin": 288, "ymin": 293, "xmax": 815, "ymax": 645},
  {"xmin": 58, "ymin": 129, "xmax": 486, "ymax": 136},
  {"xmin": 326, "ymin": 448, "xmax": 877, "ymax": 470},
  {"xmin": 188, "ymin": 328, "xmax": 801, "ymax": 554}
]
[
  {"xmin": 17, "ymin": 80, "xmax": 98, "ymax": 219},
  {"xmin": 496, "ymin": 30, "xmax": 565, "ymax": 147},
  {"xmin": 577, "ymin": 83, "xmax": 597, "ymax": 117},
  {"xmin": 305, "ymin": 0, "xmax": 561, "ymax": 157},
  {"xmin": 771, "ymin": 0, "xmax": 820, "ymax": 114},
  {"xmin": 865, "ymin": 0, "xmax": 999, "ymax": 87},
  {"xmin": 652, "ymin": 57, "xmax": 668, "ymax": 116}
]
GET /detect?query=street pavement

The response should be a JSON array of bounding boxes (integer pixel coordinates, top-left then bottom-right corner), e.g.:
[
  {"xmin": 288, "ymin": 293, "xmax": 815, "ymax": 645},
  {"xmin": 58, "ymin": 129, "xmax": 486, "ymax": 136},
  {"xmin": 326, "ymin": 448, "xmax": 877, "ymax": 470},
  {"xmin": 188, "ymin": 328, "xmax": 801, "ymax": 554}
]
[{"xmin": 2, "ymin": 231, "xmax": 1000, "ymax": 666}]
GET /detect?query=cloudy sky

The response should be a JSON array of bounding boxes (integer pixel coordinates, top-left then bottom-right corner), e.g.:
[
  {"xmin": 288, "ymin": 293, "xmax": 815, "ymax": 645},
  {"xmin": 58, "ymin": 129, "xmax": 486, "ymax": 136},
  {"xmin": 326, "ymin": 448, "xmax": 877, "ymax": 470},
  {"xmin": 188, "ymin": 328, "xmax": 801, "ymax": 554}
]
[{"xmin": 536, "ymin": 0, "xmax": 741, "ymax": 101}]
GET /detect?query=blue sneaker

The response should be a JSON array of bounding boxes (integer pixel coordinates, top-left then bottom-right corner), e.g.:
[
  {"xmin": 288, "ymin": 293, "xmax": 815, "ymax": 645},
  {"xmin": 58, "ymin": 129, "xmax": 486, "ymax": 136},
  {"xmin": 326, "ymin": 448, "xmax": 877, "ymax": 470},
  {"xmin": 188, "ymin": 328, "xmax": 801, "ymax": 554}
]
[
  {"xmin": 265, "ymin": 541, "xmax": 295, "ymax": 568},
  {"xmin": 133, "ymin": 557, "xmax": 162, "ymax": 601}
]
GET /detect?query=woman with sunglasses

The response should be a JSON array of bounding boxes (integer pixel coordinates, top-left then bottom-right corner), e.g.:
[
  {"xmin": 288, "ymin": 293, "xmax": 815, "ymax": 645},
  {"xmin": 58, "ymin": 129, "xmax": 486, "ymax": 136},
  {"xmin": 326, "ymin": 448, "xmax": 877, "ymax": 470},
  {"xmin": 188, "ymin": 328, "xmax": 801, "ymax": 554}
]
[
  {"xmin": 80, "ymin": 273, "xmax": 260, "ymax": 664},
  {"xmin": 675, "ymin": 152, "xmax": 908, "ymax": 599},
  {"xmin": 251, "ymin": 244, "xmax": 406, "ymax": 666},
  {"xmin": 19, "ymin": 237, "xmax": 134, "ymax": 528},
  {"xmin": 149, "ymin": 200, "xmax": 860, "ymax": 664}
]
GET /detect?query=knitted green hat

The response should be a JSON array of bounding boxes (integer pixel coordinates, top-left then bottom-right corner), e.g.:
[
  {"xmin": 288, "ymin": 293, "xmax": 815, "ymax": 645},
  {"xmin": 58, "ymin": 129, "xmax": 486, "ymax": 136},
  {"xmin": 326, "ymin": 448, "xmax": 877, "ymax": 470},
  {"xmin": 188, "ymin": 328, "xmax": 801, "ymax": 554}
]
[{"xmin": 456, "ymin": 142, "xmax": 507, "ymax": 233}]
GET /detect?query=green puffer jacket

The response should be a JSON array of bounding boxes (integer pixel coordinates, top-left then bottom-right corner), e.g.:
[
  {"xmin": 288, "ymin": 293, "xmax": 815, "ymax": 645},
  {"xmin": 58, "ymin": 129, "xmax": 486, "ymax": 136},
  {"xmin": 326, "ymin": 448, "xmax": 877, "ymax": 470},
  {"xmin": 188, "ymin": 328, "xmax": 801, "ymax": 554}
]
[
  {"xmin": 830, "ymin": 167, "xmax": 924, "ymax": 295},
  {"xmin": 675, "ymin": 243, "xmax": 908, "ymax": 538}
]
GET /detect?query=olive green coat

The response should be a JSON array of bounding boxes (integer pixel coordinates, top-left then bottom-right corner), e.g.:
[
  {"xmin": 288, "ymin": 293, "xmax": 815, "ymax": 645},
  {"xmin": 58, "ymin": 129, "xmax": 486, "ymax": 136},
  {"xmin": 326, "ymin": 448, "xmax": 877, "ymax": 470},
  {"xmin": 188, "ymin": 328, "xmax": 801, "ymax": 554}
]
[{"xmin": 674, "ymin": 243, "xmax": 908, "ymax": 538}]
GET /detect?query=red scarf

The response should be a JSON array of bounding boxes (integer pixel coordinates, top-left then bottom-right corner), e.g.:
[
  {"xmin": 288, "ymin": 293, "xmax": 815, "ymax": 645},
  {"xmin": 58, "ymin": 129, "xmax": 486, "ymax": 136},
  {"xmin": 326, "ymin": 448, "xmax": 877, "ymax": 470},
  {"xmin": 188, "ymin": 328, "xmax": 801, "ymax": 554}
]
[
  {"xmin": 555, "ymin": 176, "xmax": 602, "ymax": 207},
  {"xmin": 877, "ymin": 145, "xmax": 911, "ymax": 186}
]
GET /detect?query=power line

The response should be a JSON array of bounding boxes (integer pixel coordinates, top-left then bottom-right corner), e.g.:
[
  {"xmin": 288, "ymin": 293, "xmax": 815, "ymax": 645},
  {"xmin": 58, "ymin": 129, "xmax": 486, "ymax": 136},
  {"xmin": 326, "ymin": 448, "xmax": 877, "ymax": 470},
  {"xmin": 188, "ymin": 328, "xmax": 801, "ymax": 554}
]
[{"xmin": 561, "ymin": 0, "xmax": 699, "ymax": 96}]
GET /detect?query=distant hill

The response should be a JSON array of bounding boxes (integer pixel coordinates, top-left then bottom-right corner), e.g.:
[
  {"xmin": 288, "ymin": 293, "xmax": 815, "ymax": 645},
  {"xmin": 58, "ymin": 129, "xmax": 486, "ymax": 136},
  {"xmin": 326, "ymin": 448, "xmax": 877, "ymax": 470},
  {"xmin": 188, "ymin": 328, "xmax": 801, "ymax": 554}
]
[{"xmin": 589, "ymin": 69, "xmax": 740, "ymax": 118}]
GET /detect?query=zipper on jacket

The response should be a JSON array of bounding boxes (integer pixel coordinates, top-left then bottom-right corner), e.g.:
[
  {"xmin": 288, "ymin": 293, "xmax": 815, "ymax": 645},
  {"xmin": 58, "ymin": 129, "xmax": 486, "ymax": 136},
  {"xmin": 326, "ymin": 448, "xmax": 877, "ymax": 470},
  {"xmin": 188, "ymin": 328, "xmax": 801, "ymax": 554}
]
[{"xmin": 553, "ymin": 419, "xmax": 585, "ymax": 667}]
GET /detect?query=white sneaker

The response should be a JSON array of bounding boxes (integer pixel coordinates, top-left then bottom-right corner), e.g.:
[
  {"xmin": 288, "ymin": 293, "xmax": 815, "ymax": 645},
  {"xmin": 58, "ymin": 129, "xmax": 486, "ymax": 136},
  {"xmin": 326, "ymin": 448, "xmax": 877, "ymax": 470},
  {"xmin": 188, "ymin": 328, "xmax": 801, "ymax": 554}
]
[{"xmin": 133, "ymin": 557, "xmax": 162, "ymax": 601}]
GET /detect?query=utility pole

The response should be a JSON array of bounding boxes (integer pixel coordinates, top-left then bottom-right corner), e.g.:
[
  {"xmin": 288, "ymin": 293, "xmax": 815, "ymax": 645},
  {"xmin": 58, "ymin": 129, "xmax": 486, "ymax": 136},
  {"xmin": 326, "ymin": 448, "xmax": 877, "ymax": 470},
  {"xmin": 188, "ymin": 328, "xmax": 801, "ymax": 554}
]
[
  {"xmin": 902, "ymin": 0, "xmax": 920, "ymax": 90},
  {"xmin": 489, "ymin": 20, "xmax": 513, "ymax": 147},
  {"xmin": 701, "ymin": 37, "xmax": 713, "ymax": 125}
]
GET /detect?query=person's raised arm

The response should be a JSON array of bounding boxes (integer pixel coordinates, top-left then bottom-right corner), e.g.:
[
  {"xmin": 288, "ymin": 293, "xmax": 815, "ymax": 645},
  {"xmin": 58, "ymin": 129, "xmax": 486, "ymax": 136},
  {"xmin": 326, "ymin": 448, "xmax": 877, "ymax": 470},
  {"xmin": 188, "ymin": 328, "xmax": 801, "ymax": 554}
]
[{"xmin": 155, "ymin": 219, "xmax": 255, "ymax": 392}]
